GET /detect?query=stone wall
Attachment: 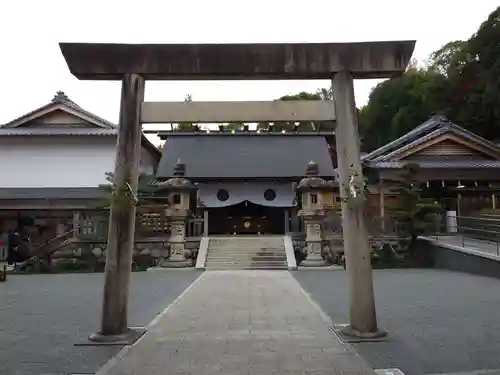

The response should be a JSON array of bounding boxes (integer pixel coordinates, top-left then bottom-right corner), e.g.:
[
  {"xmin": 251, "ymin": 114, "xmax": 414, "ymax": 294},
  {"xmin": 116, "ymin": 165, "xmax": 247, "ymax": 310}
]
[
  {"xmin": 24, "ymin": 237, "xmax": 201, "ymax": 272},
  {"xmin": 417, "ymin": 237, "xmax": 500, "ymax": 279}
]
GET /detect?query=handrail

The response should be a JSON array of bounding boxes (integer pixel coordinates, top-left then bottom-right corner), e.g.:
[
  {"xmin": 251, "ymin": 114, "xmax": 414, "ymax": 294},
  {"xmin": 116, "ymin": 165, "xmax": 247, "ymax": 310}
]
[
  {"xmin": 458, "ymin": 215, "xmax": 500, "ymax": 223},
  {"xmin": 15, "ymin": 229, "xmax": 76, "ymax": 269},
  {"xmin": 33, "ymin": 228, "xmax": 75, "ymax": 252},
  {"xmin": 456, "ymin": 225, "xmax": 500, "ymax": 236}
]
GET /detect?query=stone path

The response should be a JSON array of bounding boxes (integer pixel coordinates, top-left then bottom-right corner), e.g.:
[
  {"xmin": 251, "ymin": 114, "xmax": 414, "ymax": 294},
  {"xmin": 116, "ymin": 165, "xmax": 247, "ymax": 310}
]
[{"xmin": 99, "ymin": 270, "xmax": 375, "ymax": 375}]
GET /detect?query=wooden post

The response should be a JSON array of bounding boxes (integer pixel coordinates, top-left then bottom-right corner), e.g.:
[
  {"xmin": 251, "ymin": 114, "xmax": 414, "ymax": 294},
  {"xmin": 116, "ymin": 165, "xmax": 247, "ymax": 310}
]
[
  {"xmin": 203, "ymin": 210, "xmax": 209, "ymax": 236},
  {"xmin": 379, "ymin": 180, "xmax": 386, "ymax": 233},
  {"xmin": 284, "ymin": 209, "xmax": 290, "ymax": 234},
  {"xmin": 332, "ymin": 71, "xmax": 384, "ymax": 337},
  {"xmin": 89, "ymin": 74, "xmax": 145, "ymax": 342},
  {"xmin": 379, "ymin": 180, "xmax": 385, "ymax": 218}
]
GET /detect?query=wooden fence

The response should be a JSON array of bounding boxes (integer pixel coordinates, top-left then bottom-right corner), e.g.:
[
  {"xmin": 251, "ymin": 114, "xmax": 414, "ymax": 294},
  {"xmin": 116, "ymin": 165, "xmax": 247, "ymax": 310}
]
[{"xmin": 73, "ymin": 211, "xmax": 204, "ymax": 240}]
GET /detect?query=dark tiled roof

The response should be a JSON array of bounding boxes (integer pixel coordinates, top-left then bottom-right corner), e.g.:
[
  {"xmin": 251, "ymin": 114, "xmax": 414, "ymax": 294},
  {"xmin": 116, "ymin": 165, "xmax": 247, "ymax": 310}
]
[
  {"xmin": 366, "ymin": 160, "xmax": 500, "ymax": 169},
  {"xmin": 2, "ymin": 91, "xmax": 116, "ymax": 129},
  {"xmin": 0, "ymin": 128, "xmax": 117, "ymax": 136},
  {"xmin": 363, "ymin": 115, "xmax": 500, "ymax": 164},
  {"xmin": 0, "ymin": 91, "xmax": 161, "ymax": 161},
  {"xmin": 0, "ymin": 187, "xmax": 107, "ymax": 200},
  {"xmin": 156, "ymin": 135, "xmax": 335, "ymax": 179},
  {"xmin": 362, "ymin": 115, "xmax": 446, "ymax": 161},
  {"xmin": 404, "ymin": 155, "xmax": 485, "ymax": 161},
  {"xmin": 373, "ymin": 125, "xmax": 500, "ymax": 162}
]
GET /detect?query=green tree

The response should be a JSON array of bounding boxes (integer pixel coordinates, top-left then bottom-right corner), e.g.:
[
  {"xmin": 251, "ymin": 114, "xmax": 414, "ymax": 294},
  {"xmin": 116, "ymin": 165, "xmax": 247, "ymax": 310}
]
[
  {"xmin": 174, "ymin": 94, "xmax": 197, "ymax": 132},
  {"xmin": 224, "ymin": 122, "xmax": 244, "ymax": 131},
  {"xmin": 257, "ymin": 89, "xmax": 333, "ymax": 131},
  {"xmin": 444, "ymin": 6, "xmax": 500, "ymax": 140},
  {"xmin": 359, "ymin": 68, "xmax": 451, "ymax": 152},
  {"xmin": 428, "ymin": 40, "xmax": 468, "ymax": 77},
  {"xmin": 90, "ymin": 173, "xmax": 168, "ymax": 239},
  {"xmin": 385, "ymin": 163, "xmax": 443, "ymax": 257},
  {"xmin": 97, "ymin": 172, "xmax": 163, "ymax": 211},
  {"xmin": 175, "ymin": 123, "xmax": 196, "ymax": 132},
  {"xmin": 359, "ymin": 6, "xmax": 500, "ymax": 150}
]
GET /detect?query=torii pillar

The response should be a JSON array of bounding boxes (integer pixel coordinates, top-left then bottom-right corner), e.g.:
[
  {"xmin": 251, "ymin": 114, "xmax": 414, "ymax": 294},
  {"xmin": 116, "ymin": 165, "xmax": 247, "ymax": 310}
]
[
  {"xmin": 332, "ymin": 71, "xmax": 385, "ymax": 338},
  {"xmin": 58, "ymin": 40, "xmax": 415, "ymax": 341}
]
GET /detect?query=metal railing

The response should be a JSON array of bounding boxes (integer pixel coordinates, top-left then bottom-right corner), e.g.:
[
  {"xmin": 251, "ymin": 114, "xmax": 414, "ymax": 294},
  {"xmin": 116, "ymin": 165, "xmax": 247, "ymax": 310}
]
[{"xmin": 426, "ymin": 215, "xmax": 500, "ymax": 257}]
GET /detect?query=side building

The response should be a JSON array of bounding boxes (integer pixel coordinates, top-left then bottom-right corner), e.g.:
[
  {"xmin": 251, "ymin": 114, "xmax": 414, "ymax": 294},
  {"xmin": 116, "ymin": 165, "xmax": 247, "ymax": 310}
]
[
  {"xmin": 0, "ymin": 91, "xmax": 161, "ymax": 248},
  {"xmin": 363, "ymin": 115, "xmax": 500, "ymax": 219}
]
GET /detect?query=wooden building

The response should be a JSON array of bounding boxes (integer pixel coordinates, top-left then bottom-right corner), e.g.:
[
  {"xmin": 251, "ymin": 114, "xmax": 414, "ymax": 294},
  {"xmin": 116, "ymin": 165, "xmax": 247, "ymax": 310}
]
[
  {"xmin": 4, "ymin": 93, "xmax": 500, "ymax": 261},
  {"xmin": 154, "ymin": 131, "xmax": 337, "ymax": 235},
  {"xmin": 363, "ymin": 115, "xmax": 500, "ymax": 218},
  {"xmin": 0, "ymin": 91, "xmax": 161, "ymax": 250}
]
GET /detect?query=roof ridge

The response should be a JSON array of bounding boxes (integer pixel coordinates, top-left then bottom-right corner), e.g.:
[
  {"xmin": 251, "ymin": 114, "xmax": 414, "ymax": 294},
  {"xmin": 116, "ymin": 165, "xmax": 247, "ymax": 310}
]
[
  {"xmin": 373, "ymin": 123, "xmax": 500, "ymax": 163},
  {"xmin": 2, "ymin": 91, "xmax": 116, "ymax": 129},
  {"xmin": 446, "ymin": 123, "xmax": 500, "ymax": 153},
  {"xmin": 373, "ymin": 126, "xmax": 449, "ymax": 162},
  {"xmin": 362, "ymin": 114, "xmax": 447, "ymax": 161}
]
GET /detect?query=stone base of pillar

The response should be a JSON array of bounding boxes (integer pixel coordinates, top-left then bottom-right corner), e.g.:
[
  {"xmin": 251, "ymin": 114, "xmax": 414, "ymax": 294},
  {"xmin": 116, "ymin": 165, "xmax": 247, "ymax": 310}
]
[
  {"xmin": 84, "ymin": 327, "xmax": 147, "ymax": 346},
  {"xmin": 158, "ymin": 256, "xmax": 192, "ymax": 268},
  {"xmin": 300, "ymin": 253, "xmax": 327, "ymax": 267},
  {"xmin": 337, "ymin": 324, "xmax": 388, "ymax": 342}
]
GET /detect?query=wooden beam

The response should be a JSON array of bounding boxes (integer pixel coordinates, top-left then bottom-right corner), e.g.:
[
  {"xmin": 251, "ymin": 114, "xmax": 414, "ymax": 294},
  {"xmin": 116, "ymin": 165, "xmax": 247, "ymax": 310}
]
[
  {"xmin": 89, "ymin": 73, "xmax": 145, "ymax": 342},
  {"xmin": 58, "ymin": 41, "xmax": 416, "ymax": 80},
  {"xmin": 141, "ymin": 100, "xmax": 335, "ymax": 124}
]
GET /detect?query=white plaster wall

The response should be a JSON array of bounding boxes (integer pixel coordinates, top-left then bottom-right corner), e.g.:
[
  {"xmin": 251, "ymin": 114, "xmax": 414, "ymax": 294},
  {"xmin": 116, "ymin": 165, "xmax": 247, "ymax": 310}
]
[{"xmin": 0, "ymin": 136, "xmax": 117, "ymax": 188}]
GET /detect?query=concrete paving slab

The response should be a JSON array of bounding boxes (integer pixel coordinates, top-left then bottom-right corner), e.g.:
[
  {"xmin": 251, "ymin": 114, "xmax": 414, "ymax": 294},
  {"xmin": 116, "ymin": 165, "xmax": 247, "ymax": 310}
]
[{"xmin": 98, "ymin": 270, "xmax": 376, "ymax": 375}]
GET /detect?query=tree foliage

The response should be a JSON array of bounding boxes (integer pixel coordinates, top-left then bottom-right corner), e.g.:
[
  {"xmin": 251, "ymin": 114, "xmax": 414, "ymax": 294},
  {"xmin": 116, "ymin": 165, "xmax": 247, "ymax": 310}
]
[
  {"xmin": 97, "ymin": 172, "xmax": 165, "ymax": 211},
  {"xmin": 385, "ymin": 163, "xmax": 443, "ymax": 255},
  {"xmin": 358, "ymin": 68, "xmax": 451, "ymax": 151},
  {"xmin": 359, "ymin": 6, "xmax": 500, "ymax": 150},
  {"xmin": 446, "ymin": 7, "xmax": 500, "ymax": 141},
  {"xmin": 427, "ymin": 40, "xmax": 468, "ymax": 76},
  {"xmin": 257, "ymin": 89, "xmax": 334, "ymax": 131}
]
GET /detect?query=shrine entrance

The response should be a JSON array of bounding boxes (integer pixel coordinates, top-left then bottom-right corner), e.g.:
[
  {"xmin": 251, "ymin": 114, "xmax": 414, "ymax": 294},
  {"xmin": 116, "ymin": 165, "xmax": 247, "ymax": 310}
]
[{"xmin": 208, "ymin": 201, "xmax": 285, "ymax": 235}]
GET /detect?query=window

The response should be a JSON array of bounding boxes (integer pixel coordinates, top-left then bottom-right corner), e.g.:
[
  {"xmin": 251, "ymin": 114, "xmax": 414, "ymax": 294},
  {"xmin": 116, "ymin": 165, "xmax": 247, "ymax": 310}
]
[
  {"xmin": 173, "ymin": 194, "xmax": 181, "ymax": 204},
  {"xmin": 311, "ymin": 193, "xmax": 318, "ymax": 204},
  {"xmin": 264, "ymin": 189, "xmax": 276, "ymax": 201},
  {"xmin": 217, "ymin": 189, "xmax": 230, "ymax": 202}
]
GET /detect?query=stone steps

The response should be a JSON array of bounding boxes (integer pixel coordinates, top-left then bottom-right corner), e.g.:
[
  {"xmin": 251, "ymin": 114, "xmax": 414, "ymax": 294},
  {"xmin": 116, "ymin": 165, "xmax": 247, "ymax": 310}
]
[
  {"xmin": 205, "ymin": 236, "xmax": 287, "ymax": 270},
  {"xmin": 205, "ymin": 261, "xmax": 288, "ymax": 270}
]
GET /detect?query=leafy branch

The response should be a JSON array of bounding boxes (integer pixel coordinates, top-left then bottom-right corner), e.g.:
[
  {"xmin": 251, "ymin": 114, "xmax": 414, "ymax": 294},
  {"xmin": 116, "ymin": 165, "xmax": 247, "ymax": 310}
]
[
  {"xmin": 96, "ymin": 172, "xmax": 165, "ymax": 211},
  {"xmin": 340, "ymin": 167, "xmax": 369, "ymax": 208}
]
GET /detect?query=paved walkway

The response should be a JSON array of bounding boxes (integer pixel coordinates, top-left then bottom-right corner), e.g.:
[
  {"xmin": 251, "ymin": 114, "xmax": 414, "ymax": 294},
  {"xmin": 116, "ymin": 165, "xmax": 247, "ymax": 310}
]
[{"xmin": 98, "ymin": 270, "xmax": 375, "ymax": 375}]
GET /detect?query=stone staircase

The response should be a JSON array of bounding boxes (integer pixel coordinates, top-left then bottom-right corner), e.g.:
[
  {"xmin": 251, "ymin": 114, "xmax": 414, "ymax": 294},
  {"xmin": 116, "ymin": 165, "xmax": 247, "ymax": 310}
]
[{"xmin": 205, "ymin": 236, "xmax": 288, "ymax": 270}]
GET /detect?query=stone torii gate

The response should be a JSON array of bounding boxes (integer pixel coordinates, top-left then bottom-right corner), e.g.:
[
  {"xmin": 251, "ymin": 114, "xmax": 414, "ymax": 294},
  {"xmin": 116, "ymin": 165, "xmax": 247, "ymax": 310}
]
[{"xmin": 59, "ymin": 41, "xmax": 415, "ymax": 342}]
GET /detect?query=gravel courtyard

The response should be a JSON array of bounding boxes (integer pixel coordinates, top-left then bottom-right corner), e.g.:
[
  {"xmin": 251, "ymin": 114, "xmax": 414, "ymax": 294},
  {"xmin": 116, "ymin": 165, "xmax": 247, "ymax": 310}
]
[
  {"xmin": 294, "ymin": 269, "xmax": 500, "ymax": 375},
  {"xmin": 0, "ymin": 270, "xmax": 202, "ymax": 375},
  {"xmin": 3, "ymin": 268, "xmax": 500, "ymax": 375}
]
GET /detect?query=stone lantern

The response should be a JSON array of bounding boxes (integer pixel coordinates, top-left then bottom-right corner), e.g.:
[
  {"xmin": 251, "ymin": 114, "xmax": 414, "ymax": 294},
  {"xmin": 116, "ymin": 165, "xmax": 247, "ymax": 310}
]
[
  {"xmin": 159, "ymin": 159, "xmax": 197, "ymax": 268},
  {"xmin": 296, "ymin": 160, "xmax": 334, "ymax": 267}
]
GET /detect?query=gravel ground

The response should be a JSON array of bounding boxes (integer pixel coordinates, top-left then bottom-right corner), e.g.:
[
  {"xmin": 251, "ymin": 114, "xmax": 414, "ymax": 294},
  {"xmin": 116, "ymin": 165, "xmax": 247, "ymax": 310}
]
[
  {"xmin": 294, "ymin": 269, "xmax": 500, "ymax": 375},
  {"xmin": 0, "ymin": 270, "xmax": 202, "ymax": 375}
]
